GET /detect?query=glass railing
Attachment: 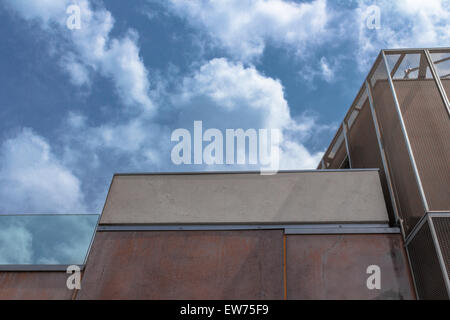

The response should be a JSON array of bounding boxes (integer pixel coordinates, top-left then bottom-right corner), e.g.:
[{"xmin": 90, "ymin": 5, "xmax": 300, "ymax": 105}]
[{"xmin": 0, "ymin": 214, "xmax": 99, "ymax": 267}]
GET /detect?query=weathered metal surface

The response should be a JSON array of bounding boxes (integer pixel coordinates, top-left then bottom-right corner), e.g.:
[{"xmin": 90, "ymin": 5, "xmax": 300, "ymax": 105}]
[
  {"xmin": 286, "ymin": 234, "xmax": 416, "ymax": 300},
  {"xmin": 78, "ymin": 230, "xmax": 284, "ymax": 300},
  {"xmin": 0, "ymin": 272, "xmax": 73, "ymax": 300}
]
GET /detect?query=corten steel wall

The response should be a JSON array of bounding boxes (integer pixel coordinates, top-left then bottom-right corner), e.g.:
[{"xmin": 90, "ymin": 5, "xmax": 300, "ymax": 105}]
[
  {"xmin": 0, "ymin": 272, "xmax": 74, "ymax": 300},
  {"xmin": 286, "ymin": 234, "xmax": 415, "ymax": 300},
  {"xmin": 77, "ymin": 230, "xmax": 415, "ymax": 300},
  {"xmin": 78, "ymin": 230, "xmax": 284, "ymax": 300},
  {"xmin": 346, "ymin": 99, "xmax": 395, "ymax": 224}
]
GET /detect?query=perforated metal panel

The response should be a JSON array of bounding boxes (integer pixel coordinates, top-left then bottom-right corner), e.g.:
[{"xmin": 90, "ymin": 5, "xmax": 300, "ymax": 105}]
[
  {"xmin": 432, "ymin": 216, "xmax": 450, "ymax": 280},
  {"xmin": 370, "ymin": 78, "xmax": 425, "ymax": 234},
  {"xmin": 407, "ymin": 219, "xmax": 449, "ymax": 299},
  {"xmin": 393, "ymin": 79, "xmax": 450, "ymax": 211},
  {"xmin": 346, "ymin": 99, "xmax": 395, "ymax": 223}
]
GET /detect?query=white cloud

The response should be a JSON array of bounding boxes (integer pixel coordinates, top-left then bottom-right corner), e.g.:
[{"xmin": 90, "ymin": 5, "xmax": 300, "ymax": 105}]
[
  {"xmin": 166, "ymin": 0, "xmax": 329, "ymax": 61},
  {"xmin": 176, "ymin": 58, "xmax": 326, "ymax": 169},
  {"xmin": 356, "ymin": 0, "xmax": 450, "ymax": 70},
  {"xmin": 61, "ymin": 55, "xmax": 91, "ymax": 86},
  {"xmin": 67, "ymin": 111, "xmax": 87, "ymax": 129},
  {"xmin": 0, "ymin": 224, "xmax": 33, "ymax": 264},
  {"xmin": 178, "ymin": 58, "xmax": 291, "ymax": 129},
  {"xmin": 4, "ymin": 0, "xmax": 154, "ymax": 112},
  {"xmin": 3, "ymin": 0, "xmax": 68, "ymax": 25},
  {"xmin": 0, "ymin": 129, "xmax": 86, "ymax": 213},
  {"xmin": 299, "ymin": 56, "xmax": 339, "ymax": 85}
]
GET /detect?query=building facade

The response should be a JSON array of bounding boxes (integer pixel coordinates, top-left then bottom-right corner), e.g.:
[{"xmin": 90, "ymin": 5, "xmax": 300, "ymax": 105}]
[
  {"xmin": 0, "ymin": 48, "xmax": 448, "ymax": 300},
  {"xmin": 317, "ymin": 48, "xmax": 450, "ymax": 299}
]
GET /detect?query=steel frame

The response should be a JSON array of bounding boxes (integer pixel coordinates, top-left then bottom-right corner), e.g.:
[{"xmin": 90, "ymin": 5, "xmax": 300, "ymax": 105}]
[
  {"xmin": 97, "ymin": 223, "xmax": 400, "ymax": 235},
  {"xmin": 365, "ymin": 80, "xmax": 401, "ymax": 229},
  {"xmin": 381, "ymin": 51, "xmax": 430, "ymax": 212}
]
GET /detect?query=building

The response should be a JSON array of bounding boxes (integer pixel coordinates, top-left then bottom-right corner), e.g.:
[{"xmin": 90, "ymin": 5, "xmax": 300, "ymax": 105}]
[
  {"xmin": 317, "ymin": 48, "xmax": 450, "ymax": 299},
  {"xmin": 0, "ymin": 48, "xmax": 448, "ymax": 300}
]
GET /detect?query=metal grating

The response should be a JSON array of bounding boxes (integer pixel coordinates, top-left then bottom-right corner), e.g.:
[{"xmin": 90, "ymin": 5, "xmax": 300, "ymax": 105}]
[
  {"xmin": 430, "ymin": 51, "xmax": 450, "ymax": 103},
  {"xmin": 370, "ymin": 78, "xmax": 425, "ymax": 234},
  {"xmin": 432, "ymin": 216, "xmax": 450, "ymax": 280},
  {"xmin": 407, "ymin": 219, "xmax": 449, "ymax": 299},
  {"xmin": 346, "ymin": 99, "xmax": 395, "ymax": 224},
  {"xmin": 392, "ymin": 79, "xmax": 450, "ymax": 211},
  {"xmin": 385, "ymin": 52, "xmax": 450, "ymax": 212}
]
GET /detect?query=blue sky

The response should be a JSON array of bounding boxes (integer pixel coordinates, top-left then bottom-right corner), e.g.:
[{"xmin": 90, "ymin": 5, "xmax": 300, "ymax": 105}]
[{"xmin": 1, "ymin": 0, "xmax": 449, "ymax": 216}]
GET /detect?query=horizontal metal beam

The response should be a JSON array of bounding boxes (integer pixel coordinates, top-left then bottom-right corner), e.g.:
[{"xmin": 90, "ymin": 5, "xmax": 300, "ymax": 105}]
[
  {"xmin": 112, "ymin": 169, "xmax": 380, "ymax": 177},
  {"xmin": 0, "ymin": 265, "xmax": 85, "ymax": 272},
  {"xmin": 98, "ymin": 224, "xmax": 399, "ymax": 235},
  {"xmin": 284, "ymin": 225, "xmax": 400, "ymax": 235},
  {"xmin": 383, "ymin": 47, "xmax": 450, "ymax": 54}
]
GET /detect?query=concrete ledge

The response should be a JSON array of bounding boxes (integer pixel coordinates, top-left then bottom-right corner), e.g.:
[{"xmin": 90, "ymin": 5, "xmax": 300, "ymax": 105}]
[{"xmin": 100, "ymin": 171, "xmax": 389, "ymax": 225}]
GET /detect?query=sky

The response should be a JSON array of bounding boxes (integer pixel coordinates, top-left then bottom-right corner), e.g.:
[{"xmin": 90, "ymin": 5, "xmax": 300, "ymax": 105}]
[{"xmin": 0, "ymin": 0, "xmax": 449, "ymax": 220}]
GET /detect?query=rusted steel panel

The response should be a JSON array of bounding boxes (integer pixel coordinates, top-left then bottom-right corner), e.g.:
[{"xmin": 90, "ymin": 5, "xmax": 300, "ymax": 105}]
[
  {"xmin": 286, "ymin": 234, "xmax": 416, "ymax": 300},
  {"xmin": 78, "ymin": 230, "xmax": 284, "ymax": 300},
  {"xmin": 0, "ymin": 272, "xmax": 73, "ymax": 300}
]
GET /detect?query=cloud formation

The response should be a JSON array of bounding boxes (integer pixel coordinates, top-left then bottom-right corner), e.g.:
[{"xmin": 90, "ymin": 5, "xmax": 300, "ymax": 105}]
[
  {"xmin": 164, "ymin": 0, "xmax": 450, "ymax": 72},
  {"xmin": 166, "ymin": 0, "xmax": 329, "ymax": 61},
  {"xmin": 357, "ymin": 0, "xmax": 450, "ymax": 69},
  {"xmin": 0, "ymin": 129, "xmax": 86, "ymax": 213},
  {"xmin": 4, "ymin": 0, "xmax": 154, "ymax": 112},
  {"xmin": 175, "ymin": 58, "xmax": 327, "ymax": 169}
]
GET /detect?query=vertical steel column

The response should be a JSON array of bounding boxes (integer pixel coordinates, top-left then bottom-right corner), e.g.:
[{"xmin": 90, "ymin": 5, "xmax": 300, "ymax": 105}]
[
  {"xmin": 381, "ymin": 51, "xmax": 429, "ymax": 212},
  {"xmin": 342, "ymin": 123, "xmax": 352, "ymax": 168},
  {"xmin": 365, "ymin": 80, "xmax": 401, "ymax": 230},
  {"xmin": 424, "ymin": 49, "xmax": 450, "ymax": 117}
]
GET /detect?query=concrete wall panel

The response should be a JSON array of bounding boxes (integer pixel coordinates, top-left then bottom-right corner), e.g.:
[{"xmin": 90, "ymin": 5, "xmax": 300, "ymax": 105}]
[{"xmin": 100, "ymin": 171, "xmax": 389, "ymax": 225}]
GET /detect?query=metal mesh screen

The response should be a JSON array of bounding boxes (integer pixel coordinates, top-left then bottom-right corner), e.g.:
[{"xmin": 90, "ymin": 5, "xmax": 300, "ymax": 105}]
[
  {"xmin": 387, "ymin": 53, "xmax": 450, "ymax": 212},
  {"xmin": 369, "ymin": 59, "xmax": 425, "ymax": 234},
  {"xmin": 346, "ymin": 98, "xmax": 394, "ymax": 223},
  {"xmin": 430, "ymin": 51, "xmax": 450, "ymax": 101},
  {"xmin": 324, "ymin": 125, "xmax": 348, "ymax": 169},
  {"xmin": 407, "ymin": 219, "xmax": 449, "ymax": 299},
  {"xmin": 432, "ymin": 216, "xmax": 450, "ymax": 280},
  {"xmin": 329, "ymin": 142, "xmax": 347, "ymax": 168},
  {"xmin": 385, "ymin": 52, "xmax": 450, "ymax": 211}
]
